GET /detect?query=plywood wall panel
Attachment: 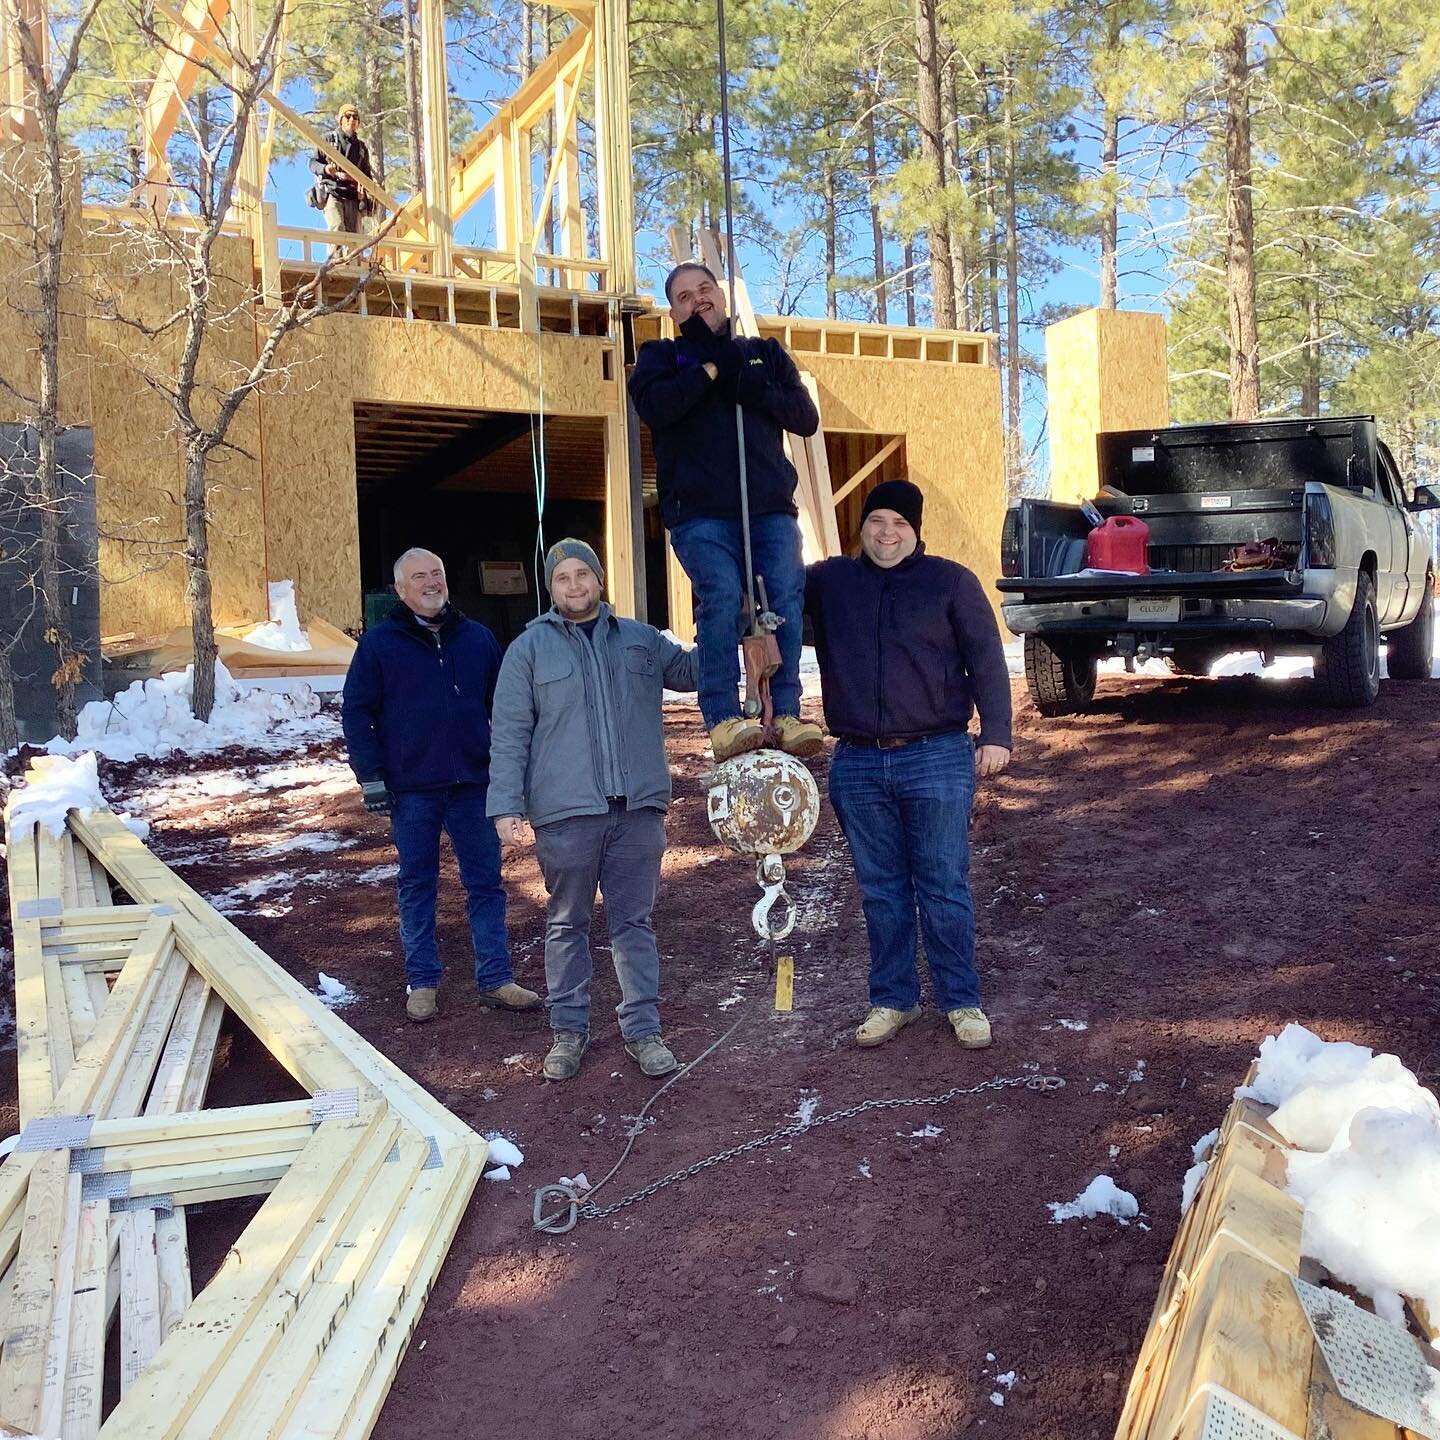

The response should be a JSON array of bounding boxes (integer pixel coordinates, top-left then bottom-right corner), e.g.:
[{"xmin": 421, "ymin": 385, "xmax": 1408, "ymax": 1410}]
[{"xmin": 1046, "ymin": 309, "xmax": 1169, "ymax": 505}]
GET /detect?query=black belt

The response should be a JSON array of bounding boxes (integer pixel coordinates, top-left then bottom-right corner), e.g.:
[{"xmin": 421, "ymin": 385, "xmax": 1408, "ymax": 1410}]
[{"xmin": 837, "ymin": 730, "xmax": 961, "ymax": 750}]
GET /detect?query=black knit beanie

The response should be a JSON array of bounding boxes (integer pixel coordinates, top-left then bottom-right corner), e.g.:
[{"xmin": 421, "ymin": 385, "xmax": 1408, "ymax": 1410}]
[{"xmin": 862, "ymin": 479, "xmax": 924, "ymax": 538}]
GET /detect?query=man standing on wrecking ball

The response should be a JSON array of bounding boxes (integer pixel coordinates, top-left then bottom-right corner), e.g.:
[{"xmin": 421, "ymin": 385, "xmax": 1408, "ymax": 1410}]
[
  {"xmin": 487, "ymin": 539, "xmax": 700, "ymax": 1083},
  {"xmin": 805, "ymin": 480, "xmax": 1013, "ymax": 1052},
  {"xmin": 629, "ymin": 262, "xmax": 825, "ymax": 764},
  {"xmin": 342, "ymin": 548, "xmax": 540, "ymax": 1024}
]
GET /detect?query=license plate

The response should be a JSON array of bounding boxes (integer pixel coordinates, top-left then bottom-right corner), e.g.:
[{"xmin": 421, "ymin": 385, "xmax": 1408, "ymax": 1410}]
[{"xmin": 1128, "ymin": 597, "xmax": 1181, "ymax": 623}]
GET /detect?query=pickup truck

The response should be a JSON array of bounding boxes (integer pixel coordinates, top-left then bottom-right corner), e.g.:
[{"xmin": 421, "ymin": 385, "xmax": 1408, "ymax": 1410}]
[{"xmin": 999, "ymin": 416, "xmax": 1437, "ymax": 713}]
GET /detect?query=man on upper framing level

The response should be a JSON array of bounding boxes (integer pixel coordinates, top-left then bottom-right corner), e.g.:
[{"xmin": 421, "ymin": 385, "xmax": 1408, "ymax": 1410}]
[{"xmin": 629, "ymin": 262, "xmax": 825, "ymax": 763}]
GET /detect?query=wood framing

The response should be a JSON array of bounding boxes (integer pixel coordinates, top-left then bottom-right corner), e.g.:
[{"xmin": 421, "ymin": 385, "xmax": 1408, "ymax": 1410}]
[
  {"xmin": 1, "ymin": 767, "xmax": 488, "ymax": 1437},
  {"xmin": 1115, "ymin": 1074, "xmax": 1434, "ymax": 1439}
]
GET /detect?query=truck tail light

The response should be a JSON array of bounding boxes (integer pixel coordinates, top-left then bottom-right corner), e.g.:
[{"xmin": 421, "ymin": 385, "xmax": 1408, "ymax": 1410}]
[
  {"xmin": 1304, "ymin": 491, "xmax": 1336, "ymax": 568},
  {"xmin": 1000, "ymin": 508, "xmax": 1022, "ymax": 577}
]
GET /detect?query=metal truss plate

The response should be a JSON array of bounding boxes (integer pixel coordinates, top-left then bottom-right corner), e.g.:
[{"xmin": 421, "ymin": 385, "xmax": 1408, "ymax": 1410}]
[
  {"xmin": 310, "ymin": 1088, "xmax": 360, "ymax": 1124},
  {"xmin": 1292, "ymin": 1277, "xmax": 1440, "ymax": 1438},
  {"xmin": 422, "ymin": 1136, "xmax": 444, "ymax": 1170},
  {"xmin": 17, "ymin": 1113, "xmax": 94, "ymax": 1152},
  {"xmin": 81, "ymin": 1170, "xmax": 130, "ymax": 1203},
  {"xmin": 112, "ymin": 1193, "xmax": 174, "ymax": 1216},
  {"xmin": 1195, "ymin": 1388, "xmax": 1300, "ymax": 1440}
]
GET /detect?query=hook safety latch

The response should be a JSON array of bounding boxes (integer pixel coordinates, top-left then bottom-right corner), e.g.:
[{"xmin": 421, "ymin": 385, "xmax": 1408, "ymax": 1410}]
[{"xmin": 751, "ymin": 853, "xmax": 796, "ymax": 941}]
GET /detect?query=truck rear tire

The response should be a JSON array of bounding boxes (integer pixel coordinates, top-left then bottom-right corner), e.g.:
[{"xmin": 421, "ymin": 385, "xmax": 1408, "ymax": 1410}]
[
  {"xmin": 1385, "ymin": 571, "xmax": 1434, "ymax": 681},
  {"xmin": 1024, "ymin": 636, "xmax": 1096, "ymax": 716},
  {"xmin": 1316, "ymin": 570, "xmax": 1380, "ymax": 707}
]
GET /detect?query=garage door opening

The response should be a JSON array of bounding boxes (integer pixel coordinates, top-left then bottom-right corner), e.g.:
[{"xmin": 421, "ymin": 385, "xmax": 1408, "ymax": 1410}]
[
  {"xmin": 825, "ymin": 433, "xmax": 907, "ymax": 554},
  {"xmin": 354, "ymin": 402, "xmax": 608, "ymax": 646}
]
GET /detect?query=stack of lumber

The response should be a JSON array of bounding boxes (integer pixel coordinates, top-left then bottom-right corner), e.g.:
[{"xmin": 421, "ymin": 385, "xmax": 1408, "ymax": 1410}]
[
  {"xmin": 1115, "ymin": 1074, "xmax": 1439, "ymax": 1440},
  {"xmin": 1, "ymin": 799, "xmax": 487, "ymax": 1438}
]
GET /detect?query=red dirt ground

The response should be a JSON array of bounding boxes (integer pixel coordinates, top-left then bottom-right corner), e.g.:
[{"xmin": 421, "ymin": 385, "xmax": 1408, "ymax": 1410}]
[{"xmin": 3, "ymin": 670, "xmax": 1438, "ymax": 1439}]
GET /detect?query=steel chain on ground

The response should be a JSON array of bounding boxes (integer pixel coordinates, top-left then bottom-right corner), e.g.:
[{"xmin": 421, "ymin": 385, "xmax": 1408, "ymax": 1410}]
[{"xmin": 571, "ymin": 1072, "xmax": 1064, "ymax": 1224}]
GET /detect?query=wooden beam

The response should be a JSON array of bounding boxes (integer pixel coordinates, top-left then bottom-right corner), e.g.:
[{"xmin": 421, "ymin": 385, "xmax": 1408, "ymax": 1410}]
[
  {"xmin": 530, "ymin": 31, "xmax": 592, "ymax": 251},
  {"xmin": 831, "ymin": 434, "xmax": 904, "ymax": 507},
  {"xmin": 416, "ymin": 0, "xmax": 452, "ymax": 273}
]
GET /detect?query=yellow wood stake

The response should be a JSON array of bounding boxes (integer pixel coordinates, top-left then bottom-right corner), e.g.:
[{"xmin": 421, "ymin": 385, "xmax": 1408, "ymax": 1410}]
[{"xmin": 774, "ymin": 955, "xmax": 794, "ymax": 1013}]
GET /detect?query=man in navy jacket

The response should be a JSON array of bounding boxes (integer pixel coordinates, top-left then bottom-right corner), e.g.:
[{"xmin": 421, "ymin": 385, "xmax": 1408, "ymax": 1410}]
[
  {"xmin": 342, "ymin": 547, "xmax": 539, "ymax": 1023},
  {"xmin": 806, "ymin": 481, "xmax": 1012, "ymax": 1052},
  {"xmin": 629, "ymin": 262, "xmax": 824, "ymax": 764}
]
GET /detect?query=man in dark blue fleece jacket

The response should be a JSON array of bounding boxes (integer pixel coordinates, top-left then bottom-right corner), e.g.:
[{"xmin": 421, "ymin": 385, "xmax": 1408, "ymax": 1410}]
[
  {"xmin": 629, "ymin": 262, "xmax": 824, "ymax": 764},
  {"xmin": 805, "ymin": 480, "xmax": 1012, "ymax": 1052},
  {"xmin": 342, "ymin": 547, "xmax": 539, "ymax": 1023}
]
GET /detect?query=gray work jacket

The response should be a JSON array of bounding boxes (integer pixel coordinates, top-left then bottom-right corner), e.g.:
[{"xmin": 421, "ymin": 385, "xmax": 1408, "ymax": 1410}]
[{"xmin": 486, "ymin": 605, "xmax": 700, "ymax": 827}]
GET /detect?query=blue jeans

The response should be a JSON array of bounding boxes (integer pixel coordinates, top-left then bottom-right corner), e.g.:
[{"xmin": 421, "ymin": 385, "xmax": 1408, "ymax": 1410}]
[
  {"xmin": 532, "ymin": 805, "xmax": 666, "ymax": 1039},
  {"xmin": 669, "ymin": 513, "xmax": 804, "ymax": 728},
  {"xmin": 390, "ymin": 783, "xmax": 511, "ymax": 992},
  {"xmin": 827, "ymin": 733, "xmax": 980, "ymax": 1012}
]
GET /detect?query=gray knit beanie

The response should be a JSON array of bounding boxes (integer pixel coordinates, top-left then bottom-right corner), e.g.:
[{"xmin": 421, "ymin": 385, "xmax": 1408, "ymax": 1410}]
[{"xmin": 544, "ymin": 538, "xmax": 604, "ymax": 591}]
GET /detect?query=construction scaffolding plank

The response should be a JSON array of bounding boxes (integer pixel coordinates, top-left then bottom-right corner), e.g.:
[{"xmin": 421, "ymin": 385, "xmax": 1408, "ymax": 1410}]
[{"xmin": 1, "ymin": 771, "xmax": 487, "ymax": 1439}]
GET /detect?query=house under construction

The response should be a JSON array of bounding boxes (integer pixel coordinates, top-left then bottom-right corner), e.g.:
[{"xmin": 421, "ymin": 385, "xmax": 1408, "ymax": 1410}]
[{"xmin": 0, "ymin": 0, "xmax": 1167, "ymax": 649}]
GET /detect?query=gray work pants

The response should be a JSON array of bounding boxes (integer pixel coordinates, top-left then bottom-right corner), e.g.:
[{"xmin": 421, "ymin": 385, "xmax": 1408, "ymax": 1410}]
[
  {"xmin": 323, "ymin": 195, "xmax": 368, "ymax": 234},
  {"xmin": 532, "ymin": 805, "xmax": 666, "ymax": 1040}
]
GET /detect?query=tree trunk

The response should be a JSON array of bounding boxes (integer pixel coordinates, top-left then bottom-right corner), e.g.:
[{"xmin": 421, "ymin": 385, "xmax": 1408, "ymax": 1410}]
[
  {"xmin": 1222, "ymin": 21, "xmax": 1260, "ymax": 420},
  {"xmin": 184, "ymin": 447, "xmax": 219, "ymax": 722},
  {"xmin": 903, "ymin": 238, "xmax": 917, "ymax": 326},
  {"xmin": 865, "ymin": 105, "xmax": 886, "ymax": 323},
  {"xmin": 943, "ymin": 59, "xmax": 970, "ymax": 328},
  {"xmin": 401, "ymin": 0, "xmax": 425, "ymax": 191},
  {"xmin": 35, "ymin": 92, "xmax": 80, "ymax": 739},
  {"xmin": 1002, "ymin": 65, "xmax": 1023, "ymax": 493},
  {"xmin": 0, "ymin": 646, "xmax": 17, "ymax": 753},
  {"xmin": 1300, "ymin": 272, "xmax": 1321, "ymax": 415},
  {"xmin": 823, "ymin": 169, "xmax": 838, "ymax": 319},
  {"xmin": 913, "ymin": 0, "xmax": 955, "ymax": 326},
  {"xmin": 980, "ymin": 79, "xmax": 1001, "ymax": 339},
  {"xmin": 360, "ymin": 23, "xmax": 386, "ymax": 187},
  {"xmin": 1099, "ymin": 103, "xmax": 1118, "ymax": 308}
]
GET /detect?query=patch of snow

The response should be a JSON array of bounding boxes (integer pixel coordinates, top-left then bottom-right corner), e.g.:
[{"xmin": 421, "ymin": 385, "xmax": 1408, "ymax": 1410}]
[
  {"xmin": 211, "ymin": 869, "xmax": 299, "ymax": 917},
  {"xmin": 1240, "ymin": 1022, "xmax": 1439, "ymax": 1151},
  {"xmin": 1048, "ymin": 1175, "xmax": 1139, "ymax": 1225},
  {"xmin": 482, "ymin": 1166, "xmax": 511, "ymax": 1182},
  {"xmin": 242, "ymin": 580, "xmax": 312, "ymax": 651},
  {"xmin": 1057, "ymin": 1019, "xmax": 1088, "ymax": 1031},
  {"xmin": 1127, "ymin": 1060, "xmax": 1147, "ymax": 1084},
  {"xmin": 256, "ymin": 832, "xmax": 353, "ymax": 858},
  {"xmin": 356, "ymin": 863, "xmax": 400, "ymax": 883},
  {"xmin": 1242, "ymin": 1024, "xmax": 1440, "ymax": 1325},
  {"xmin": 1192, "ymin": 1128, "xmax": 1220, "ymax": 1164},
  {"xmin": 989, "ymin": 1392, "xmax": 1005, "ymax": 1407},
  {"xmin": 909, "ymin": 1124, "xmax": 944, "ymax": 1138},
  {"xmin": 315, "ymin": 972, "xmax": 359, "ymax": 1009},
  {"xmin": 995, "ymin": 1371, "xmax": 1017, "ymax": 1389},
  {"xmin": 858, "ymin": 1161, "xmax": 871, "ymax": 1179},
  {"xmin": 792, "ymin": 1092, "xmax": 820, "ymax": 1128},
  {"xmin": 501, "ymin": 1054, "xmax": 528, "ymax": 1067},
  {"xmin": 3, "ymin": 753, "xmax": 148, "ymax": 842},
  {"xmin": 1108, "ymin": 1144, "xmax": 1121, "ymax": 1160},
  {"xmin": 1180, "ymin": 1161, "xmax": 1209, "ymax": 1216},
  {"xmin": 47, "ymin": 662, "xmax": 335, "ymax": 764},
  {"xmin": 484, "ymin": 1134, "xmax": 525, "ymax": 1169}
]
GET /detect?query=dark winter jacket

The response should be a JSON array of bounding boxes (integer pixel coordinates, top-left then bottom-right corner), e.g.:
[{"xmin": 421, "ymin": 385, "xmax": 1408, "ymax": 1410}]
[
  {"xmin": 341, "ymin": 603, "xmax": 503, "ymax": 791},
  {"xmin": 805, "ymin": 546, "xmax": 1013, "ymax": 750},
  {"xmin": 310, "ymin": 130, "xmax": 374, "ymax": 201},
  {"xmin": 628, "ymin": 324, "xmax": 820, "ymax": 528}
]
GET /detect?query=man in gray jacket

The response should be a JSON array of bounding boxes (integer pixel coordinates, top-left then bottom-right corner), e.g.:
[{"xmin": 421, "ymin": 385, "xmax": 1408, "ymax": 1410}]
[{"xmin": 488, "ymin": 539, "xmax": 700, "ymax": 1082}]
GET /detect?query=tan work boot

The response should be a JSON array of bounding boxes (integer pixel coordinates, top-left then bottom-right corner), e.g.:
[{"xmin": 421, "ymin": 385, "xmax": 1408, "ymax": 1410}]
[
  {"xmin": 772, "ymin": 715, "xmax": 824, "ymax": 758},
  {"xmin": 855, "ymin": 1004, "xmax": 921, "ymax": 1048},
  {"xmin": 477, "ymin": 981, "xmax": 542, "ymax": 1011},
  {"xmin": 710, "ymin": 717, "xmax": 765, "ymax": 762},
  {"xmin": 948, "ymin": 1007, "xmax": 993, "ymax": 1048},
  {"xmin": 406, "ymin": 987, "xmax": 438, "ymax": 1023}
]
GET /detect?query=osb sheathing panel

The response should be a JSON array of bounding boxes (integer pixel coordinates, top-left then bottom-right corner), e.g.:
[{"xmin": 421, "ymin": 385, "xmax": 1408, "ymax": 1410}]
[
  {"xmin": 87, "ymin": 231, "xmax": 268, "ymax": 637},
  {"xmin": 258, "ymin": 312, "xmax": 625, "ymax": 629},
  {"xmin": 0, "ymin": 141, "xmax": 93, "ymax": 428},
  {"xmin": 1046, "ymin": 308, "xmax": 1169, "ymax": 505},
  {"xmin": 800, "ymin": 353, "xmax": 1006, "ymax": 617}
]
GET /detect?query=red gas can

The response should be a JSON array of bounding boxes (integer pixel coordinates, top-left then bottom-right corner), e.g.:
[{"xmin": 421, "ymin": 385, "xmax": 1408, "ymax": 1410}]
[{"xmin": 1086, "ymin": 515, "xmax": 1150, "ymax": 573}]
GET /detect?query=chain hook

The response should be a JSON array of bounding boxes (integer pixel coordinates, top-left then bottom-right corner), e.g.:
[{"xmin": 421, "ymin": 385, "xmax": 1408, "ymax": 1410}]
[{"xmin": 751, "ymin": 853, "xmax": 796, "ymax": 941}]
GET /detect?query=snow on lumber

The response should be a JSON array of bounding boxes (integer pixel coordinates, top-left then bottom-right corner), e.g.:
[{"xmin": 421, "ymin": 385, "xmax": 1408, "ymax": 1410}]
[
  {"xmin": 42, "ymin": 659, "xmax": 335, "ymax": 763},
  {"xmin": 1047, "ymin": 1174, "xmax": 1139, "ymax": 1225},
  {"xmin": 1240, "ymin": 1022, "xmax": 1440, "ymax": 1328},
  {"xmin": 2, "ymin": 752, "xmax": 147, "ymax": 839}
]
